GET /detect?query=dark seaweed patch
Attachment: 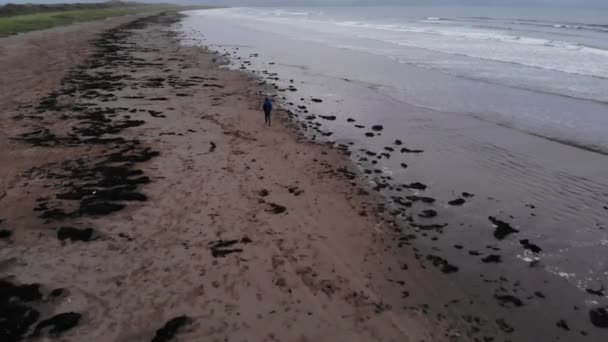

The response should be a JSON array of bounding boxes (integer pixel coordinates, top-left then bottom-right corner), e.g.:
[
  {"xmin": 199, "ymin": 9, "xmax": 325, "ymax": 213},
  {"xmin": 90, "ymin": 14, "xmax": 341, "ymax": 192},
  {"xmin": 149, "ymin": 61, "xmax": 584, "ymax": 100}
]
[{"xmin": 151, "ymin": 316, "xmax": 191, "ymax": 342}]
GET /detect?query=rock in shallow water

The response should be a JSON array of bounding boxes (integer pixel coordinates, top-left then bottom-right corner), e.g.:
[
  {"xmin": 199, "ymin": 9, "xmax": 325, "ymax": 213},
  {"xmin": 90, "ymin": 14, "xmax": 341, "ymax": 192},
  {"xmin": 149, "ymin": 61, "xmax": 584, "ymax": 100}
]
[
  {"xmin": 488, "ymin": 216, "xmax": 519, "ymax": 240},
  {"xmin": 448, "ymin": 198, "xmax": 465, "ymax": 206},
  {"xmin": 589, "ymin": 307, "xmax": 608, "ymax": 328},
  {"xmin": 418, "ymin": 210, "xmax": 437, "ymax": 218}
]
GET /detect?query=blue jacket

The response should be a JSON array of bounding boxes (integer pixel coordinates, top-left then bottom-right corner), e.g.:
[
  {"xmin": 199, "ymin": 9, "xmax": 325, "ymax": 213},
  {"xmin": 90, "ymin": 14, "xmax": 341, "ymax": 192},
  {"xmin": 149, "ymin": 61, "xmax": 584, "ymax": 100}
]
[{"xmin": 263, "ymin": 97, "xmax": 272, "ymax": 113}]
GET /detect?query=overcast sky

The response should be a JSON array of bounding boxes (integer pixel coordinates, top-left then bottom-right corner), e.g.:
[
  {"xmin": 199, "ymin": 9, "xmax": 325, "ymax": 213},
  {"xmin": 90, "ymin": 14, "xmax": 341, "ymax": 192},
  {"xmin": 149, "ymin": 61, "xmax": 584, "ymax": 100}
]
[{"xmin": 1, "ymin": 0, "xmax": 607, "ymax": 9}]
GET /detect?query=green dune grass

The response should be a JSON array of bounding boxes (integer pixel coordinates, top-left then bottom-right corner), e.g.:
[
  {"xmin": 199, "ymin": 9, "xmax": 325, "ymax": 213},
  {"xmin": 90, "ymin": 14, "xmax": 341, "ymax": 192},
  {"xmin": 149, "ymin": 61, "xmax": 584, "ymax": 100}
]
[{"xmin": 0, "ymin": 6, "xmax": 160, "ymax": 37}]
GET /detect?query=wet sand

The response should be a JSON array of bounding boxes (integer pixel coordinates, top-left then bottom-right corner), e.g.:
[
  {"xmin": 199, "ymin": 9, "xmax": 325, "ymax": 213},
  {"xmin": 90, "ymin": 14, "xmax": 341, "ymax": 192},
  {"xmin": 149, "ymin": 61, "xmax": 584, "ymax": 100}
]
[{"xmin": 0, "ymin": 12, "xmax": 475, "ymax": 342}]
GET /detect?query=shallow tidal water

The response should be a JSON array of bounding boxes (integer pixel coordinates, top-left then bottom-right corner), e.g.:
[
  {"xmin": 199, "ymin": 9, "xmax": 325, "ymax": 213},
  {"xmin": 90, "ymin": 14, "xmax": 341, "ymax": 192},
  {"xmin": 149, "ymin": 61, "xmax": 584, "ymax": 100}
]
[{"xmin": 178, "ymin": 6, "xmax": 608, "ymax": 340}]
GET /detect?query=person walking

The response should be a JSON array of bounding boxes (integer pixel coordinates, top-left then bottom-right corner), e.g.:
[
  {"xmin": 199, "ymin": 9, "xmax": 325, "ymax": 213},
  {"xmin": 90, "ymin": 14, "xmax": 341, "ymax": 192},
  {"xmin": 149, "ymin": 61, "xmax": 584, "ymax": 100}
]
[{"xmin": 263, "ymin": 96, "xmax": 272, "ymax": 126}]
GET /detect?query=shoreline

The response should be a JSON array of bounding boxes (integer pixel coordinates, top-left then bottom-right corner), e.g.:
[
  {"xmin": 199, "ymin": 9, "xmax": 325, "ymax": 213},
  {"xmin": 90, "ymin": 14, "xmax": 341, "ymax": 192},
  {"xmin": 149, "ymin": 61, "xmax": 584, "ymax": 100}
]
[
  {"xmin": 180, "ymin": 9, "xmax": 608, "ymax": 342},
  {"xmin": 0, "ymin": 12, "xmax": 461, "ymax": 341}
]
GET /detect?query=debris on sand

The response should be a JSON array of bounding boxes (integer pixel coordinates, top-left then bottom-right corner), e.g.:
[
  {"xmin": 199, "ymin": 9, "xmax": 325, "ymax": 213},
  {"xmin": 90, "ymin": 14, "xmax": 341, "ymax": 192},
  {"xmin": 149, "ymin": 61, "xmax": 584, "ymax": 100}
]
[
  {"xmin": 288, "ymin": 186, "xmax": 304, "ymax": 196},
  {"xmin": 267, "ymin": 203, "xmax": 287, "ymax": 214},
  {"xmin": 152, "ymin": 315, "xmax": 192, "ymax": 342},
  {"xmin": 57, "ymin": 227, "xmax": 94, "ymax": 242},
  {"xmin": 488, "ymin": 216, "xmax": 519, "ymax": 240},
  {"xmin": 209, "ymin": 239, "xmax": 243, "ymax": 258},
  {"xmin": 0, "ymin": 279, "xmax": 43, "ymax": 341},
  {"xmin": 33, "ymin": 312, "xmax": 81, "ymax": 337}
]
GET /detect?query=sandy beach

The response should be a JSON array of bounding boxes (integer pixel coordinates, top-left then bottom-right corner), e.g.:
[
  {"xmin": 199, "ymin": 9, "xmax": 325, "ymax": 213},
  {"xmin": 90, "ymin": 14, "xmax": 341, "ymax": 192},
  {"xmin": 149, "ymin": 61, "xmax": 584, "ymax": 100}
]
[
  {"xmin": 3, "ymin": 7, "xmax": 608, "ymax": 341},
  {"xmin": 0, "ymin": 12, "xmax": 468, "ymax": 342}
]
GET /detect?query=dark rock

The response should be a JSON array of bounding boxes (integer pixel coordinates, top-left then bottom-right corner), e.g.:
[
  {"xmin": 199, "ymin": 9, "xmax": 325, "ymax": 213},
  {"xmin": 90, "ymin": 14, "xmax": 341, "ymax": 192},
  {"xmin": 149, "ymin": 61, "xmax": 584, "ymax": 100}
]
[
  {"xmin": 0, "ymin": 280, "xmax": 42, "ymax": 302},
  {"xmin": 448, "ymin": 198, "xmax": 465, "ymax": 206},
  {"xmin": 496, "ymin": 318, "xmax": 514, "ymax": 333},
  {"xmin": 0, "ymin": 280, "xmax": 43, "ymax": 341},
  {"xmin": 556, "ymin": 320, "xmax": 570, "ymax": 331},
  {"xmin": 406, "ymin": 196, "xmax": 435, "ymax": 204},
  {"xmin": 57, "ymin": 227, "xmax": 94, "ymax": 242},
  {"xmin": 41, "ymin": 208, "xmax": 70, "ymax": 220},
  {"xmin": 482, "ymin": 255, "xmax": 502, "ymax": 263},
  {"xmin": 79, "ymin": 202, "xmax": 125, "ymax": 216},
  {"xmin": 418, "ymin": 210, "xmax": 437, "ymax": 218},
  {"xmin": 462, "ymin": 192, "xmax": 474, "ymax": 198},
  {"xmin": 209, "ymin": 142, "xmax": 216, "ymax": 152},
  {"xmin": 400, "ymin": 147, "xmax": 423, "ymax": 154},
  {"xmin": 392, "ymin": 197, "xmax": 412, "ymax": 208},
  {"xmin": 494, "ymin": 294, "xmax": 523, "ymax": 307},
  {"xmin": 33, "ymin": 312, "xmax": 81, "ymax": 337},
  {"xmin": 319, "ymin": 115, "xmax": 336, "ymax": 120},
  {"xmin": 400, "ymin": 163, "xmax": 408, "ymax": 169},
  {"xmin": 311, "ymin": 98, "xmax": 323, "ymax": 103},
  {"xmin": 267, "ymin": 203, "xmax": 287, "ymax": 214},
  {"xmin": 520, "ymin": 239, "xmax": 542, "ymax": 253},
  {"xmin": 488, "ymin": 216, "xmax": 519, "ymax": 240},
  {"xmin": 209, "ymin": 240, "xmax": 243, "ymax": 258},
  {"xmin": 589, "ymin": 307, "xmax": 608, "ymax": 328},
  {"xmin": 347, "ymin": 118, "xmax": 355, "ymax": 122},
  {"xmin": 394, "ymin": 139, "xmax": 402, "ymax": 145},
  {"xmin": 0, "ymin": 305, "xmax": 39, "ymax": 341},
  {"xmin": 406, "ymin": 182, "xmax": 427, "ymax": 190},
  {"xmin": 0, "ymin": 230, "xmax": 12, "ymax": 239},
  {"xmin": 586, "ymin": 286, "xmax": 604, "ymax": 296},
  {"xmin": 426, "ymin": 255, "xmax": 458, "ymax": 273},
  {"xmin": 371, "ymin": 125, "xmax": 383, "ymax": 131},
  {"xmin": 411, "ymin": 223, "xmax": 447, "ymax": 231},
  {"xmin": 259, "ymin": 189, "xmax": 269, "ymax": 197},
  {"xmin": 50, "ymin": 289, "xmax": 64, "ymax": 297},
  {"xmin": 151, "ymin": 315, "xmax": 191, "ymax": 342},
  {"xmin": 365, "ymin": 132, "xmax": 374, "ymax": 137}
]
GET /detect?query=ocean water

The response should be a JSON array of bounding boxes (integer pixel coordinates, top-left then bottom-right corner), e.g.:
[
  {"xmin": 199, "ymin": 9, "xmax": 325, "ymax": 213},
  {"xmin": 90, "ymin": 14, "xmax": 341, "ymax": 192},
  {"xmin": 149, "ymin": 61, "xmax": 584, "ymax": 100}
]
[
  {"xmin": 179, "ymin": 6, "xmax": 608, "ymax": 339},
  {"xmin": 183, "ymin": 6, "xmax": 608, "ymax": 152}
]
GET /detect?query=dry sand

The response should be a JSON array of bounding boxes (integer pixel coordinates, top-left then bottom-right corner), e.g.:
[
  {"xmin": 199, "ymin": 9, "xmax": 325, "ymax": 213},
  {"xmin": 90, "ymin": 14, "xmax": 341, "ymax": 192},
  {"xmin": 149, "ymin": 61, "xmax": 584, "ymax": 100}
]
[{"xmin": 0, "ymin": 12, "xmax": 474, "ymax": 342}]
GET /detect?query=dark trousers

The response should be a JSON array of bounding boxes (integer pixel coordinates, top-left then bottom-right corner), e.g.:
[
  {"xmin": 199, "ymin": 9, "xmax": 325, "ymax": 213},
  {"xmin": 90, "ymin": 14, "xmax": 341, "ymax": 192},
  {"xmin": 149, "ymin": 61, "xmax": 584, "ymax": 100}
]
[{"xmin": 264, "ymin": 110, "xmax": 271, "ymax": 125}]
